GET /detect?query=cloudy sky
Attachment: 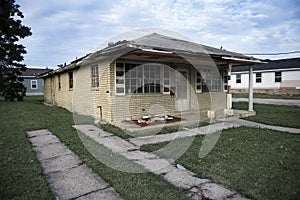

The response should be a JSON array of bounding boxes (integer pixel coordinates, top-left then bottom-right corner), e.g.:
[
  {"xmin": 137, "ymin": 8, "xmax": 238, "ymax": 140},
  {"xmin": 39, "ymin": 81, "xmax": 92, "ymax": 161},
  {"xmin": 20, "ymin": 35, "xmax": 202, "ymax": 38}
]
[{"xmin": 17, "ymin": 0, "xmax": 300, "ymax": 68}]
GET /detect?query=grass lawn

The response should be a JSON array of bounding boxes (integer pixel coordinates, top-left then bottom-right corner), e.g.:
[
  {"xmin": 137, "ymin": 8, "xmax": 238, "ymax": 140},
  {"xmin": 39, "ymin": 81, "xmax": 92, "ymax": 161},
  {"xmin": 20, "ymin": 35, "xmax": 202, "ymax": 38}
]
[
  {"xmin": 0, "ymin": 96, "xmax": 189, "ymax": 200},
  {"xmin": 232, "ymin": 93, "xmax": 300, "ymax": 99},
  {"xmin": 233, "ymin": 102, "xmax": 300, "ymax": 128},
  {"xmin": 141, "ymin": 127, "xmax": 300, "ymax": 199}
]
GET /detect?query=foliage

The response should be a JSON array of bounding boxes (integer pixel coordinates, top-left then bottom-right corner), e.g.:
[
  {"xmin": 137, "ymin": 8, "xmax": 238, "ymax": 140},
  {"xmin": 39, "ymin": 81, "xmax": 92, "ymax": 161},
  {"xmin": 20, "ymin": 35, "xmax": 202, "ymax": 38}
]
[{"xmin": 0, "ymin": 0, "xmax": 32, "ymax": 101}]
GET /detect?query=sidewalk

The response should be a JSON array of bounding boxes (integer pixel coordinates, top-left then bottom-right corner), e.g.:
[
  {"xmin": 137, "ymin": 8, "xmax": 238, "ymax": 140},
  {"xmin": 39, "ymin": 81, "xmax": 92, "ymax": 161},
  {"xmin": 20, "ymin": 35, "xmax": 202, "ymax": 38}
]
[
  {"xmin": 27, "ymin": 129, "xmax": 122, "ymax": 200},
  {"xmin": 233, "ymin": 98, "xmax": 300, "ymax": 106},
  {"xmin": 73, "ymin": 123, "xmax": 251, "ymax": 200}
]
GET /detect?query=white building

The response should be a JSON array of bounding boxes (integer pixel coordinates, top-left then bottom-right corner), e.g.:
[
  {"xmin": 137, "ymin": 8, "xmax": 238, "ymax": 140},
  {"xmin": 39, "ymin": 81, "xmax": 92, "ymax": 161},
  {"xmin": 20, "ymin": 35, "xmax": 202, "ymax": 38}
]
[{"xmin": 231, "ymin": 57, "xmax": 300, "ymax": 94}]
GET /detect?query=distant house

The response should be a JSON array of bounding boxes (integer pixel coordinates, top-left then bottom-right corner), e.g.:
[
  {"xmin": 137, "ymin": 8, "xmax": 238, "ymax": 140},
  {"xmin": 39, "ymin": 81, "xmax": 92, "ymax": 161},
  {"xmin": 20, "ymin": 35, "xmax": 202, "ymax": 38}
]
[
  {"xmin": 42, "ymin": 33, "xmax": 263, "ymax": 123},
  {"xmin": 22, "ymin": 68, "xmax": 52, "ymax": 96},
  {"xmin": 231, "ymin": 57, "xmax": 300, "ymax": 94}
]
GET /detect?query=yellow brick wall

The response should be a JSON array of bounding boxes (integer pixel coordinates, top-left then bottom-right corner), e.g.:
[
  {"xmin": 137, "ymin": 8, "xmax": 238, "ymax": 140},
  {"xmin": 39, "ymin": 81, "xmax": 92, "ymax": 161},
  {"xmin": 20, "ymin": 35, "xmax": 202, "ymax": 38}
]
[{"xmin": 43, "ymin": 61, "xmax": 228, "ymax": 123}]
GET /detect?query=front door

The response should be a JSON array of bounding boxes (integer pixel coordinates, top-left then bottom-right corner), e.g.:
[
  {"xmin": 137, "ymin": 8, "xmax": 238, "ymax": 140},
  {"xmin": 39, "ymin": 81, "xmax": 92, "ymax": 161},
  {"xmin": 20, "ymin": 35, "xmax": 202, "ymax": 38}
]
[{"xmin": 175, "ymin": 69, "xmax": 190, "ymax": 112}]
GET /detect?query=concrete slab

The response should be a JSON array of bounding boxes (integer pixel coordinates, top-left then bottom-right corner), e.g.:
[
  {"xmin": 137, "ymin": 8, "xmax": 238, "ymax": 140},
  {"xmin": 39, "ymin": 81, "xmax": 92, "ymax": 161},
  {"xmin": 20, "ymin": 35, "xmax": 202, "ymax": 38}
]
[
  {"xmin": 27, "ymin": 129, "xmax": 52, "ymax": 138},
  {"xmin": 33, "ymin": 142, "xmax": 73, "ymax": 161},
  {"xmin": 47, "ymin": 165, "xmax": 109, "ymax": 200},
  {"xmin": 40, "ymin": 153, "xmax": 82, "ymax": 173},
  {"xmin": 120, "ymin": 150, "xmax": 158, "ymax": 160},
  {"xmin": 94, "ymin": 136, "xmax": 139, "ymax": 153},
  {"xmin": 29, "ymin": 134, "xmax": 60, "ymax": 147},
  {"xmin": 226, "ymin": 194, "xmax": 250, "ymax": 200},
  {"xmin": 163, "ymin": 168, "xmax": 210, "ymax": 189},
  {"xmin": 200, "ymin": 183, "xmax": 235, "ymax": 200},
  {"xmin": 73, "ymin": 124, "xmax": 113, "ymax": 138},
  {"xmin": 76, "ymin": 187, "xmax": 122, "ymax": 200},
  {"xmin": 135, "ymin": 158, "xmax": 174, "ymax": 175}
]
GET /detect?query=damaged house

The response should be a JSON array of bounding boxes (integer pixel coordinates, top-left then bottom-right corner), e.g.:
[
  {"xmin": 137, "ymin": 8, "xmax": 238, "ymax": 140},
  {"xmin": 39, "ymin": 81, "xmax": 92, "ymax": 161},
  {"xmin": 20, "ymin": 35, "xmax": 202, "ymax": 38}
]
[{"xmin": 42, "ymin": 33, "xmax": 263, "ymax": 124}]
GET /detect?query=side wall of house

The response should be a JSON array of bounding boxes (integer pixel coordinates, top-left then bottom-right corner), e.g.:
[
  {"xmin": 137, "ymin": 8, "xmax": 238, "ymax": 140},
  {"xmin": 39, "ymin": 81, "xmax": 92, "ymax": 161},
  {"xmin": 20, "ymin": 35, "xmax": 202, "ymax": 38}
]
[
  {"xmin": 44, "ymin": 77, "xmax": 52, "ymax": 104},
  {"xmin": 231, "ymin": 69, "xmax": 300, "ymax": 94}
]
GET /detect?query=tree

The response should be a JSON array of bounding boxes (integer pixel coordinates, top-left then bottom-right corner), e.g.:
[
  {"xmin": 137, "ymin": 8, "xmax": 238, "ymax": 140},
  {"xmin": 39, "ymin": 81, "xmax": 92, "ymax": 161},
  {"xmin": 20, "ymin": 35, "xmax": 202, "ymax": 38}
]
[{"xmin": 0, "ymin": 0, "xmax": 32, "ymax": 101}]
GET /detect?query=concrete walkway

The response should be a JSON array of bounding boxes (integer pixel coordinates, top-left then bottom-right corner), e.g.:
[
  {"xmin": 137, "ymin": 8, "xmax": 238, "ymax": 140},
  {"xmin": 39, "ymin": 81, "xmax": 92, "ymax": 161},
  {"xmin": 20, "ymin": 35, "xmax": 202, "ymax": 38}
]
[
  {"xmin": 129, "ymin": 117, "xmax": 300, "ymax": 146},
  {"xmin": 233, "ymin": 98, "xmax": 300, "ymax": 106},
  {"xmin": 27, "ymin": 129, "xmax": 122, "ymax": 200},
  {"xmin": 73, "ymin": 124, "xmax": 250, "ymax": 200}
]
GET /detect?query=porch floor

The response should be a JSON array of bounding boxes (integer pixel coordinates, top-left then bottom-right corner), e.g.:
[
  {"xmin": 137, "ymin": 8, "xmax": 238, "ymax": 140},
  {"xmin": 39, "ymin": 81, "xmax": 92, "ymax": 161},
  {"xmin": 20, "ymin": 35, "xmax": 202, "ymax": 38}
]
[{"xmin": 114, "ymin": 109, "xmax": 256, "ymax": 136}]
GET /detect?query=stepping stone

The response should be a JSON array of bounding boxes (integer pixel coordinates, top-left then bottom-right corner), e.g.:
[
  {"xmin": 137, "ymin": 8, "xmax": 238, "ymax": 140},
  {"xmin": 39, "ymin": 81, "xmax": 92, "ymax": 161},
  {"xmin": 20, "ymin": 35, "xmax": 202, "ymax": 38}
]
[
  {"xmin": 29, "ymin": 134, "xmax": 60, "ymax": 147},
  {"xmin": 135, "ymin": 158, "xmax": 174, "ymax": 175},
  {"xmin": 33, "ymin": 142, "xmax": 73, "ymax": 161},
  {"xmin": 40, "ymin": 153, "xmax": 82, "ymax": 173},
  {"xmin": 47, "ymin": 165, "xmax": 109, "ymax": 200},
  {"xmin": 76, "ymin": 187, "xmax": 122, "ymax": 200},
  {"xmin": 163, "ymin": 168, "xmax": 210, "ymax": 189},
  {"xmin": 94, "ymin": 136, "xmax": 139, "ymax": 153},
  {"xmin": 73, "ymin": 124, "xmax": 113, "ymax": 138},
  {"xmin": 200, "ymin": 183, "xmax": 235, "ymax": 200},
  {"xmin": 120, "ymin": 150, "xmax": 158, "ymax": 160},
  {"xmin": 27, "ymin": 129, "xmax": 52, "ymax": 138}
]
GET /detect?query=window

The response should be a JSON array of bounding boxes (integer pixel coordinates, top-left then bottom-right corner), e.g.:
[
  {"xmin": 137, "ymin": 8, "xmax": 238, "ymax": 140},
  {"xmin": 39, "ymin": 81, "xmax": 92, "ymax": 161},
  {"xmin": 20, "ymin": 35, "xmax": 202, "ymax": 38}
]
[
  {"xmin": 116, "ymin": 62, "xmax": 165, "ymax": 95},
  {"xmin": 31, "ymin": 80, "xmax": 37, "ymax": 89},
  {"xmin": 195, "ymin": 71, "xmax": 203, "ymax": 93},
  {"xmin": 256, "ymin": 73, "xmax": 262, "ymax": 83},
  {"xmin": 195, "ymin": 68, "xmax": 222, "ymax": 92},
  {"xmin": 236, "ymin": 74, "xmax": 241, "ymax": 84},
  {"xmin": 222, "ymin": 69, "xmax": 228, "ymax": 91},
  {"xmin": 58, "ymin": 75, "xmax": 61, "ymax": 90},
  {"xmin": 68, "ymin": 72, "xmax": 73, "ymax": 89},
  {"xmin": 275, "ymin": 71, "xmax": 281, "ymax": 82},
  {"xmin": 91, "ymin": 65, "xmax": 99, "ymax": 87},
  {"xmin": 163, "ymin": 66, "xmax": 171, "ymax": 94},
  {"xmin": 116, "ymin": 63, "xmax": 125, "ymax": 95}
]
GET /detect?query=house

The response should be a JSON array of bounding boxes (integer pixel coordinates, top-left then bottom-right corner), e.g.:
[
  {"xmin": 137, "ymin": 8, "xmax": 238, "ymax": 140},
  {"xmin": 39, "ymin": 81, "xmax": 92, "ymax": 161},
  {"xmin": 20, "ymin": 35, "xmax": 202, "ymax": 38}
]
[
  {"xmin": 231, "ymin": 57, "xmax": 300, "ymax": 94},
  {"xmin": 42, "ymin": 33, "xmax": 263, "ymax": 124},
  {"xmin": 22, "ymin": 68, "xmax": 52, "ymax": 95}
]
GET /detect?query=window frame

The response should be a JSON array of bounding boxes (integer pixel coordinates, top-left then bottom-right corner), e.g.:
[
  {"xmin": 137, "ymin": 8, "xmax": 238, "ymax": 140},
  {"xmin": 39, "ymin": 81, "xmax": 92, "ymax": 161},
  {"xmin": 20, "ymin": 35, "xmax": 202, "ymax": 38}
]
[
  {"xmin": 275, "ymin": 71, "xmax": 282, "ymax": 83},
  {"xmin": 31, "ymin": 80, "xmax": 38, "ymax": 89},
  {"xmin": 236, "ymin": 74, "xmax": 241, "ymax": 84},
  {"xmin": 58, "ymin": 75, "xmax": 61, "ymax": 90},
  {"xmin": 255, "ymin": 72, "xmax": 262, "ymax": 83},
  {"xmin": 68, "ymin": 72, "xmax": 73, "ymax": 89},
  {"xmin": 195, "ymin": 70, "xmax": 203, "ymax": 93},
  {"xmin": 91, "ymin": 65, "xmax": 99, "ymax": 88}
]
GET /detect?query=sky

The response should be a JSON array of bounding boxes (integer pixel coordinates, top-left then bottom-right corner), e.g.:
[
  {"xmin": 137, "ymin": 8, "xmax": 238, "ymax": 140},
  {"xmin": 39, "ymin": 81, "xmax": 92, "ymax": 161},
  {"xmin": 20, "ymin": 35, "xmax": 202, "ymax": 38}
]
[{"xmin": 17, "ymin": 0, "xmax": 300, "ymax": 69}]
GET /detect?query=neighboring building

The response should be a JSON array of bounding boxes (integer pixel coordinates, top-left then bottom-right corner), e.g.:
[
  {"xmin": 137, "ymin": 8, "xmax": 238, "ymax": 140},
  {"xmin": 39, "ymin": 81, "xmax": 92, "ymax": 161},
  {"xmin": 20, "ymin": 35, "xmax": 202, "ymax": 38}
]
[
  {"xmin": 231, "ymin": 57, "xmax": 300, "ymax": 94},
  {"xmin": 22, "ymin": 68, "xmax": 52, "ymax": 95},
  {"xmin": 42, "ymin": 33, "xmax": 263, "ymax": 123}
]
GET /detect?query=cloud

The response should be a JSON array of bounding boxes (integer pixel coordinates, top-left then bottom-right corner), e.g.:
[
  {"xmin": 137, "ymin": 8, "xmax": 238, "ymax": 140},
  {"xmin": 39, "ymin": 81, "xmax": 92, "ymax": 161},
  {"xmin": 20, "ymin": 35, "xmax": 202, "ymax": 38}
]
[{"xmin": 16, "ymin": 0, "xmax": 300, "ymax": 67}]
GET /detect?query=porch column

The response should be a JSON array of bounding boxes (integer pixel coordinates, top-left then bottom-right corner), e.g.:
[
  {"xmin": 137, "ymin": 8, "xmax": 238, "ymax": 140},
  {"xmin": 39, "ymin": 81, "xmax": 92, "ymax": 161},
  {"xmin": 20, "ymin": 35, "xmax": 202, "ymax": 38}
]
[
  {"xmin": 248, "ymin": 65, "xmax": 254, "ymax": 111},
  {"xmin": 226, "ymin": 63, "xmax": 232, "ymax": 109}
]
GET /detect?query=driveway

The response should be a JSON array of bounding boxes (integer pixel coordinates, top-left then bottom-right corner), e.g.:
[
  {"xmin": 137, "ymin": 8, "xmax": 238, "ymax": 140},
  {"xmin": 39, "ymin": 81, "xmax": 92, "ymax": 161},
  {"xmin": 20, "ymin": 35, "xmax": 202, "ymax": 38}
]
[{"xmin": 233, "ymin": 98, "xmax": 300, "ymax": 106}]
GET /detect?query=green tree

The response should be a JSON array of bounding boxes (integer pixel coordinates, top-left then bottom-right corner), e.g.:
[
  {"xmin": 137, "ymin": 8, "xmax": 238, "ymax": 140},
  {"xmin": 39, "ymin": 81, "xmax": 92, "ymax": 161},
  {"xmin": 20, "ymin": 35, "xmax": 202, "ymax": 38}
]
[{"xmin": 0, "ymin": 0, "xmax": 32, "ymax": 101}]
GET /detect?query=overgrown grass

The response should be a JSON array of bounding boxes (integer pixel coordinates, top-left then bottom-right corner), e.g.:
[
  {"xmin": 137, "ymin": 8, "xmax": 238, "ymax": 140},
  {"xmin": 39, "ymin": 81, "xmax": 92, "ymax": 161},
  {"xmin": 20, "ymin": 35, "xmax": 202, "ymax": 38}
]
[
  {"xmin": 232, "ymin": 93, "xmax": 300, "ymax": 99},
  {"xmin": 233, "ymin": 102, "xmax": 300, "ymax": 128},
  {"xmin": 141, "ymin": 127, "xmax": 300, "ymax": 199},
  {"xmin": 0, "ymin": 96, "xmax": 189, "ymax": 200}
]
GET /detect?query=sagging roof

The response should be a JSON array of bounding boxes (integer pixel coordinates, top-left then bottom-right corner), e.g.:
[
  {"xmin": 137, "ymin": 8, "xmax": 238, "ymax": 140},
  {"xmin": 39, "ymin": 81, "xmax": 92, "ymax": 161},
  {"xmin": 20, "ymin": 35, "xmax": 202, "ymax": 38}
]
[
  {"xmin": 43, "ymin": 33, "xmax": 264, "ymax": 77},
  {"xmin": 22, "ymin": 68, "xmax": 52, "ymax": 77},
  {"xmin": 232, "ymin": 57, "xmax": 300, "ymax": 73}
]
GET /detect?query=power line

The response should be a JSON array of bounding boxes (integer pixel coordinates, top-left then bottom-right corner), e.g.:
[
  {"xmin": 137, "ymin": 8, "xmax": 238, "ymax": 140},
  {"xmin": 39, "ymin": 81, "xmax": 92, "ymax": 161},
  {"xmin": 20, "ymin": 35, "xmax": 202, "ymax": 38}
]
[{"xmin": 244, "ymin": 50, "xmax": 300, "ymax": 56}]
